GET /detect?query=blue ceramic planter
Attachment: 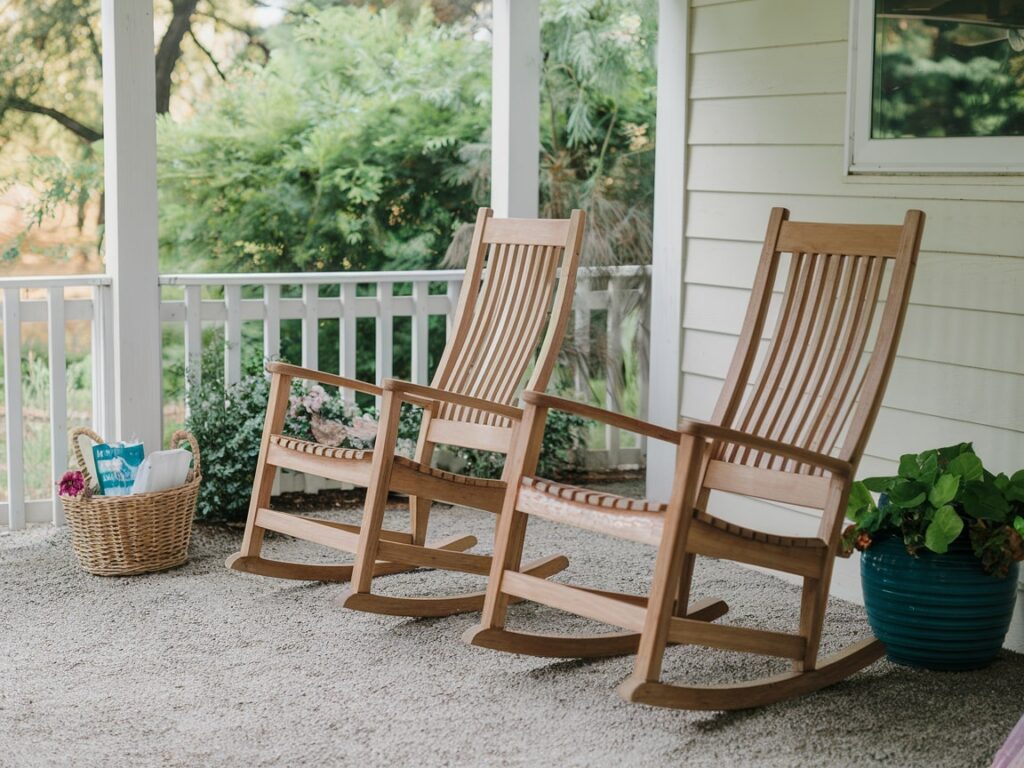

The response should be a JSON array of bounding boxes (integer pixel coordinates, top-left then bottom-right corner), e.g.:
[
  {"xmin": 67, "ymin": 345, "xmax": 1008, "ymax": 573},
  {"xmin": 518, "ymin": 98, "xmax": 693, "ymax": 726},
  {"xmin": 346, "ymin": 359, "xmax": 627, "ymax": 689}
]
[{"xmin": 861, "ymin": 535, "xmax": 1019, "ymax": 671}]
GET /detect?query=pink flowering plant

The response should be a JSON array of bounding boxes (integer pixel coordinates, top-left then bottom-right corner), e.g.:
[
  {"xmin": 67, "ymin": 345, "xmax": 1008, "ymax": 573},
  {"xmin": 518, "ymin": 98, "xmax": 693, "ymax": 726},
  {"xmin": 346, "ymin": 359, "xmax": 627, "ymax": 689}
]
[
  {"xmin": 286, "ymin": 381, "xmax": 414, "ymax": 457},
  {"xmin": 57, "ymin": 470, "xmax": 87, "ymax": 498}
]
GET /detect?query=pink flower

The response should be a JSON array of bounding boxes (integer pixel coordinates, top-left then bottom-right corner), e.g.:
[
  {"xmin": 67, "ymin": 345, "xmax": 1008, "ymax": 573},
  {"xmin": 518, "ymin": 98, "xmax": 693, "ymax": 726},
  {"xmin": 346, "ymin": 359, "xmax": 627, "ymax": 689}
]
[
  {"xmin": 58, "ymin": 470, "xmax": 85, "ymax": 497},
  {"xmin": 302, "ymin": 384, "xmax": 329, "ymax": 413}
]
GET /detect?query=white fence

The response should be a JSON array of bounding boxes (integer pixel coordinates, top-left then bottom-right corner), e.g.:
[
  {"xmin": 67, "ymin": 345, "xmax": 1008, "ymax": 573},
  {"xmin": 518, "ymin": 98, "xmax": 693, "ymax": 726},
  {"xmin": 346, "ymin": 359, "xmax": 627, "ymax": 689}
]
[{"xmin": 0, "ymin": 266, "xmax": 649, "ymax": 528}]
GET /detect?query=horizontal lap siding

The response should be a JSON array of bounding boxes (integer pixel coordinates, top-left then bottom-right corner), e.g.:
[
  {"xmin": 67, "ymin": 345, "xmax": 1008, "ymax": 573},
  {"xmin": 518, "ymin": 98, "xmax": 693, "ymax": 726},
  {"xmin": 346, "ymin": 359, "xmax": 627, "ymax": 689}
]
[{"xmin": 683, "ymin": 0, "xmax": 1024, "ymax": 605}]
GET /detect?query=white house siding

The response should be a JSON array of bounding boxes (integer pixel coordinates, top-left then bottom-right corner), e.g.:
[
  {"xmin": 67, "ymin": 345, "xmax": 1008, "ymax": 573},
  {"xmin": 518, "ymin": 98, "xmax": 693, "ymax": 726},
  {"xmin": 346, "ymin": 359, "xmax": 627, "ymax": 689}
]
[{"xmin": 679, "ymin": 0, "xmax": 1024, "ymax": 645}]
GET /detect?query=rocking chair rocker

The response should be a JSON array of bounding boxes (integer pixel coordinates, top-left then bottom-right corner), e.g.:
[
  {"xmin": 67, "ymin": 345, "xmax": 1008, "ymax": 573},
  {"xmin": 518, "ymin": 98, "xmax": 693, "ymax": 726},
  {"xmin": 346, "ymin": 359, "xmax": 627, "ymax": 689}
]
[
  {"xmin": 465, "ymin": 207, "xmax": 925, "ymax": 709},
  {"xmin": 226, "ymin": 207, "xmax": 586, "ymax": 618}
]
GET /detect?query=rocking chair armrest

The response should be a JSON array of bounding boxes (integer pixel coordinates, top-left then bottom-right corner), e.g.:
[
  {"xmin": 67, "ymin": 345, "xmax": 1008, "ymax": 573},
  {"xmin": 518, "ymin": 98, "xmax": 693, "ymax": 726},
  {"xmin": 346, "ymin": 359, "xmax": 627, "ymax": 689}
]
[
  {"xmin": 265, "ymin": 362, "xmax": 382, "ymax": 396},
  {"xmin": 520, "ymin": 391, "xmax": 683, "ymax": 444},
  {"xmin": 676, "ymin": 419, "xmax": 853, "ymax": 478},
  {"xmin": 382, "ymin": 379, "xmax": 523, "ymax": 421}
]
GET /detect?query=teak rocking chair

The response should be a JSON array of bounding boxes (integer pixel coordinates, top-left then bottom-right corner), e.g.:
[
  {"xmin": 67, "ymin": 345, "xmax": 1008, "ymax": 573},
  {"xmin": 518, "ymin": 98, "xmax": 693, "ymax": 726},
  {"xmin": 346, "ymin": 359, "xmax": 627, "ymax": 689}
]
[
  {"xmin": 466, "ymin": 207, "xmax": 925, "ymax": 710},
  {"xmin": 226, "ymin": 207, "xmax": 587, "ymax": 618}
]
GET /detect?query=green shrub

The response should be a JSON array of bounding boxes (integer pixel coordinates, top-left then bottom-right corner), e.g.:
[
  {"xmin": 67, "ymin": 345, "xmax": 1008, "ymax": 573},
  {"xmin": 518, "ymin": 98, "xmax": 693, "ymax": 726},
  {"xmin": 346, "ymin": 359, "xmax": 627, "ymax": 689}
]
[{"xmin": 185, "ymin": 362, "xmax": 588, "ymax": 523}]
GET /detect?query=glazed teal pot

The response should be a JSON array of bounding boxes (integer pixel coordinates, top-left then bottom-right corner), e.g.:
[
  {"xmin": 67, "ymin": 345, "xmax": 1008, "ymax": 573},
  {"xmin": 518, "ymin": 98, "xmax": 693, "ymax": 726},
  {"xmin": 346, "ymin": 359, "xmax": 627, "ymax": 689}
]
[{"xmin": 861, "ymin": 535, "xmax": 1019, "ymax": 671}]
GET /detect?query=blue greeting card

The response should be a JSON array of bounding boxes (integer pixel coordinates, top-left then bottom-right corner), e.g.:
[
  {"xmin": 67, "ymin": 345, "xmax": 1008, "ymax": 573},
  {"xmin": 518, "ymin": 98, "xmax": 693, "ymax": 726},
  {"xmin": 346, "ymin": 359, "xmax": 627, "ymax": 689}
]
[{"xmin": 91, "ymin": 442, "xmax": 145, "ymax": 496}]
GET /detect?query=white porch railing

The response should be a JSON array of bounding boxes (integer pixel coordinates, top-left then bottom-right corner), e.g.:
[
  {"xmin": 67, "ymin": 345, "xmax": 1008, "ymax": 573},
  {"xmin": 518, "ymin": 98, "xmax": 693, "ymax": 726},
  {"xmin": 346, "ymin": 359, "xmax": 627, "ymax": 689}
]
[{"xmin": 0, "ymin": 266, "xmax": 649, "ymax": 528}]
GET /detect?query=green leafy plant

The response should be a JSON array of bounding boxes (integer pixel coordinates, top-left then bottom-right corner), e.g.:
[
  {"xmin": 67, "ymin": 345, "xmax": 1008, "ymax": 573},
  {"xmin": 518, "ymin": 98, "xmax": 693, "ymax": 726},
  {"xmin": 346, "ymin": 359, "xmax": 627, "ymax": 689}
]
[{"xmin": 844, "ymin": 443, "xmax": 1024, "ymax": 577}]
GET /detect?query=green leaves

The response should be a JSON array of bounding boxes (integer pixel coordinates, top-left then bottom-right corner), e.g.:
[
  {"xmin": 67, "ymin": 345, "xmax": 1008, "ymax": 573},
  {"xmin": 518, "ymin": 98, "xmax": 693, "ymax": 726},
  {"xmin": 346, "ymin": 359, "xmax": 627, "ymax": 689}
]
[
  {"xmin": 928, "ymin": 473, "xmax": 959, "ymax": 508},
  {"xmin": 961, "ymin": 481, "xmax": 1011, "ymax": 522},
  {"xmin": 847, "ymin": 442, "xmax": 1024, "ymax": 575},
  {"xmin": 846, "ymin": 481, "xmax": 877, "ymax": 524},
  {"xmin": 947, "ymin": 452, "xmax": 984, "ymax": 483},
  {"xmin": 889, "ymin": 480, "xmax": 927, "ymax": 509},
  {"xmin": 925, "ymin": 505, "xmax": 964, "ymax": 554}
]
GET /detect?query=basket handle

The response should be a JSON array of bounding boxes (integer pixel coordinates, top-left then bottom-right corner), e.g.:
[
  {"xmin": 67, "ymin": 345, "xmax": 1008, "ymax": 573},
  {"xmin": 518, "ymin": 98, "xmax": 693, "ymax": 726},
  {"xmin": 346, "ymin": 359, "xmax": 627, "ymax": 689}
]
[
  {"xmin": 171, "ymin": 429, "xmax": 201, "ymax": 477},
  {"xmin": 70, "ymin": 426, "xmax": 105, "ymax": 490}
]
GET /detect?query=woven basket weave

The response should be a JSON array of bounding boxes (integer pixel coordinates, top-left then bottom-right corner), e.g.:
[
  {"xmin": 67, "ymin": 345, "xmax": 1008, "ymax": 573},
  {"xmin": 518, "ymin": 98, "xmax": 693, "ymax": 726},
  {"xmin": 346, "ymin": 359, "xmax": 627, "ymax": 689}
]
[{"xmin": 60, "ymin": 427, "xmax": 201, "ymax": 576}]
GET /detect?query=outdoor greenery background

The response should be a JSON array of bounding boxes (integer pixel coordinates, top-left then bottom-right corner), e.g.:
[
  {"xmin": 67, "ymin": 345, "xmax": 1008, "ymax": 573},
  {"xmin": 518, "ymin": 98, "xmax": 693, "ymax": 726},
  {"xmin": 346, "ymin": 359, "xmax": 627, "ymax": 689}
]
[{"xmin": 0, "ymin": 0, "xmax": 657, "ymax": 503}]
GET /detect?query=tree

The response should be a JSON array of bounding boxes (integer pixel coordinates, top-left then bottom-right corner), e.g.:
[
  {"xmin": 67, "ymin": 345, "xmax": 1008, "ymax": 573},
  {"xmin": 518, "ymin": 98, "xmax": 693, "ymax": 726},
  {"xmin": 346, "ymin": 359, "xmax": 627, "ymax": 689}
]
[
  {"xmin": 157, "ymin": 5, "xmax": 490, "ymax": 273},
  {"xmin": 0, "ymin": 0, "xmax": 270, "ymax": 259},
  {"xmin": 445, "ymin": 0, "xmax": 658, "ymax": 269}
]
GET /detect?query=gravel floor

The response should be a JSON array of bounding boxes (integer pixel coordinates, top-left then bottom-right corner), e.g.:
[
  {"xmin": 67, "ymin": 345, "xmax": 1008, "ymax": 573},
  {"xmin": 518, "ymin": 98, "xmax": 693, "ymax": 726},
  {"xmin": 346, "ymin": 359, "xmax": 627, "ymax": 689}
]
[{"xmin": 1, "ymin": 496, "xmax": 1022, "ymax": 768}]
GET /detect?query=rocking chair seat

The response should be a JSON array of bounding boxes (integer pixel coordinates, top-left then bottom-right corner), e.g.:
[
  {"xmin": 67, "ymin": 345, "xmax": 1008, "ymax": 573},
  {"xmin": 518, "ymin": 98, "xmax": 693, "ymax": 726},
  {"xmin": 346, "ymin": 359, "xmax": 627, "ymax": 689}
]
[
  {"xmin": 520, "ymin": 477, "xmax": 826, "ymax": 551},
  {"xmin": 269, "ymin": 435, "xmax": 506, "ymax": 490}
]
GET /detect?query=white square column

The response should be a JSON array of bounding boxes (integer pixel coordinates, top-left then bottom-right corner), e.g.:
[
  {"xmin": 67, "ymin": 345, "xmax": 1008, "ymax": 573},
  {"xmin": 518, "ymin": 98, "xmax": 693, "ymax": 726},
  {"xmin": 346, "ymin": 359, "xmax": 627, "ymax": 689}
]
[
  {"xmin": 646, "ymin": 0, "xmax": 690, "ymax": 502},
  {"xmin": 101, "ymin": 0, "xmax": 163, "ymax": 451},
  {"xmin": 491, "ymin": 0, "xmax": 540, "ymax": 218}
]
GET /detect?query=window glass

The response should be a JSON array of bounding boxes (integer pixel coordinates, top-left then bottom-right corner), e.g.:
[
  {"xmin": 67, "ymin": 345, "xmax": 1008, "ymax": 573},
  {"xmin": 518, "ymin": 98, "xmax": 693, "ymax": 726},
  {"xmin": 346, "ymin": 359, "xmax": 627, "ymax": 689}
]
[{"xmin": 872, "ymin": 2, "xmax": 1024, "ymax": 139}]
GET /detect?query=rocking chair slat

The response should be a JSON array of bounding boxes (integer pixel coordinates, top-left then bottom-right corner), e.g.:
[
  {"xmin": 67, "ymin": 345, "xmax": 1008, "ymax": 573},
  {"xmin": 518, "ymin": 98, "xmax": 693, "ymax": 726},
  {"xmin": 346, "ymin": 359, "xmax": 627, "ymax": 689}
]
[{"xmin": 468, "ymin": 207, "xmax": 925, "ymax": 711}]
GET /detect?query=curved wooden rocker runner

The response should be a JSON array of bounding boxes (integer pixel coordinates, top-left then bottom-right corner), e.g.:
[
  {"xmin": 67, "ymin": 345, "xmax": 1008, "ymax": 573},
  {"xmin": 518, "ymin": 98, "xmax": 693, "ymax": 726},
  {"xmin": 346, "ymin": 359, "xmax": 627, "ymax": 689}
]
[
  {"xmin": 227, "ymin": 207, "xmax": 587, "ymax": 618},
  {"xmin": 465, "ymin": 207, "xmax": 925, "ymax": 710}
]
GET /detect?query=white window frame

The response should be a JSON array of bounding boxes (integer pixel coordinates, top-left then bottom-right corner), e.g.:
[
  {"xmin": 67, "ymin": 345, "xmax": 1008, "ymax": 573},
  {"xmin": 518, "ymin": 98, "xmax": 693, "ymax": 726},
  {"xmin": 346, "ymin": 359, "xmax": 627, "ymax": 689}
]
[{"xmin": 846, "ymin": 0, "xmax": 1024, "ymax": 174}]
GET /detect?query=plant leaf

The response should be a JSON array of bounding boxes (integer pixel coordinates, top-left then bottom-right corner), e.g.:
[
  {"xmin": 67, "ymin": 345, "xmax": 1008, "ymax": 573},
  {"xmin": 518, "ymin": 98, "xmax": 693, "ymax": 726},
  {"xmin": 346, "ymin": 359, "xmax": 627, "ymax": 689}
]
[
  {"xmin": 960, "ymin": 482, "xmax": 1010, "ymax": 522},
  {"xmin": 928, "ymin": 473, "xmax": 960, "ymax": 509},
  {"xmin": 846, "ymin": 481, "xmax": 877, "ymax": 524},
  {"xmin": 888, "ymin": 480, "xmax": 927, "ymax": 509},
  {"xmin": 898, "ymin": 453, "xmax": 920, "ymax": 480},
  {"xmin": 862, "ymin": 475, "xmax": 894, "ymax": 493},
  {"xmin": 924, "ymin": 505, "xmax": 964, "ymax": 554},
  {"xmin": 1014, "ymin": 516, "xmax": 1024, "ymax": 538},
  {"xmin": 916, "ymin": 450, "xmax": 939, "ymax": 486},
  {"xmin": 946, "ymin": 453, "xmax": 984, "ymax": 483},
  {"xmin": 937, "ymin": 442, "xmax": 973, "ymax": 464}
]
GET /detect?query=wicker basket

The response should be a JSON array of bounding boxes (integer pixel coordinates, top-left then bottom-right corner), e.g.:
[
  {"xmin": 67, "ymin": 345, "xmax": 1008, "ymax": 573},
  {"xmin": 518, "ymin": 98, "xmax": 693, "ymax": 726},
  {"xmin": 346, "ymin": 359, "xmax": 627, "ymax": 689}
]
[{"xmin": 60, "ymin": 427, "xmax": 201, "ymax": 576}]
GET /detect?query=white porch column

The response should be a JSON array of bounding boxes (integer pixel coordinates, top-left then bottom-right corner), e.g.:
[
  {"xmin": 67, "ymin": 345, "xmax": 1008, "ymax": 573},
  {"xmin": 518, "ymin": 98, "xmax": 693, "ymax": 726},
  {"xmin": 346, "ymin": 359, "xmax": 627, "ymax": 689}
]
[
  {"xmin": 646, "ymin": 0, "xmax": 690, "ymax": 502},
  {"xmin": 490, "ymin": 0, "xmax": 540, "ymax": 218},
  {"xmin": 101, "ymin": 1, "xmax": 163, "ymax": 452}
]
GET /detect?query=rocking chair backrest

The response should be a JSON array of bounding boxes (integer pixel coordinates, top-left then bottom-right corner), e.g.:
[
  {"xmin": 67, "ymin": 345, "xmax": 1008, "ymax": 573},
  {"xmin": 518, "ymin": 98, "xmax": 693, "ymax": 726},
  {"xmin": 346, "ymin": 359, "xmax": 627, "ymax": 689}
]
[
  {"xmin": 706, "ymin": 208, "xmax": 924, "ymax": 506},
  {"xmin": 429, "ymin": 207, "xmax": 586, "ymax": 445}
]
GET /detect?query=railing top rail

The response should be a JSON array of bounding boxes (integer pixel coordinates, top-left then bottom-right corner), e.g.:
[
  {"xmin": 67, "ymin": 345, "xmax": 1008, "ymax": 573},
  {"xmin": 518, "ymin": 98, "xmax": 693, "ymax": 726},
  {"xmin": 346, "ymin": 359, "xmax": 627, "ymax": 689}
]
[
  {"xmin": 0, "ymin": 275, "xmax": 113, "ymax": 289},
  {"xmin": 158, "ymin": 264, "xmax": 648, "ymax": 287}
]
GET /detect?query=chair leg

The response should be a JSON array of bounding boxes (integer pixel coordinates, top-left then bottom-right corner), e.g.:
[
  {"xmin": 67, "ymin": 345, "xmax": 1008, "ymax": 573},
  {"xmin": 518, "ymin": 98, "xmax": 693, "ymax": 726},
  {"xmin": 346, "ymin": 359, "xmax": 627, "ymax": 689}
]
[
  {"xmin": 796, "ymin": 573, "xmax": 831, "ymax": 672},
  {"xmin": 409, "ymin": 496, "xmax": 432, "ymax": 547},
  {"xmin": 477, "ymin": 503, "xmax": 530, "ymax": 632},
  {"xmin": 673, "ymin": 553, "xmax": 697, "ymax": 618},
  {"xmin": 476, "ymin": 406, "xmax": 548, "ymax": 632},
  {"xmin": 622, "ymin": 435, "xmax": 705, "ymax": 693},
  {"xmin": 235, "ymin": 371, "xmax": 291, "ymax": 561},
  {"xmin": 350, "ymin": 389, "xmax": 402, "ymax": 594}
]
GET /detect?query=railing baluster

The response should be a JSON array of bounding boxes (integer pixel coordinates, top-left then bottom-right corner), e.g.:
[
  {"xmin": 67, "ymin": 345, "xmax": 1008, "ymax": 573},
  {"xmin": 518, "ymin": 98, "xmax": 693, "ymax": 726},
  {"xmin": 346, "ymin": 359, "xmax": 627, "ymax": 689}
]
[
  {"xmin": 302, "ymin": 283, "xmax": 318, "ymax": 370},
  {"xmin": 3, "ymin": 288, "xmax": 24, "ymax": 529},
  {"xmin": 638, "ymin": 282, "xmax": 651, "ymax": 459},
  {"xmin": 446, "ymin": 279, "xmax": 461, "ymax": 337},
  {"xmin": 263, "ymin": 283, "xmax": 280, "ymax": 362},
  {"xmin": 573, "ymin": 276, "xmax": 590, "ymax": 398},
  {"xmin": 605, "ymin": 277, "xmax": 625, "ymax": 468},
  {"xmin": 340, "ymin": 283, "xmax": 357, "ymax": 403},
  {"xmin": 375, "ymin": 283, "xmax": 393, "ymax": 410},
  {"xmin": 412, "ymin": 281, "xmax": 430, "ymax": 384},
  {"xmin": 184, "ymin": 284, "xmax": 203, "ymax": 402},
  {"xmin": 47, "ymin": 287, "xmax": 67, "ymax": 525},
  {"xmin": 224, "ymin": 284, "xmax": 242, "ymax": 388}
]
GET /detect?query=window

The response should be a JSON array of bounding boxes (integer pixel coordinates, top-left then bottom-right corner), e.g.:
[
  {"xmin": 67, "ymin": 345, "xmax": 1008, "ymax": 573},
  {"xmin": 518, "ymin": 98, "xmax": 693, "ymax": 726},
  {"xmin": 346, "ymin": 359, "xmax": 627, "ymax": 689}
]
[{"xmin": 847, "ymin": 0, "xmax": 1024, "ymax": 173}]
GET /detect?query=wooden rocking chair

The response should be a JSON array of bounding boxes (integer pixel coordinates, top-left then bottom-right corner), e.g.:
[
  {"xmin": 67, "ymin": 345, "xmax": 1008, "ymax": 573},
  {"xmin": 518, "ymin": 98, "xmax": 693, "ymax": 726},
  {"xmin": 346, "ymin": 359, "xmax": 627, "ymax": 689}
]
[
  {"xmin": 226, "ymin": 207, "xmax": 587, "ymax": 618},
  {"xmin": 465, "ymin": 207, "xmax": 925, "ymax": 709}
]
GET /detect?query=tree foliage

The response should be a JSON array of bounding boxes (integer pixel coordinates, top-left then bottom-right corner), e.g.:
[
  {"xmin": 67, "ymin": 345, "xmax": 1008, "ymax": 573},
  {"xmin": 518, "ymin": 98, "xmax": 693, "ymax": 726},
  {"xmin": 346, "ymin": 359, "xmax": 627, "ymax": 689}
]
[
  {"xmin": 0, "ymin": 0, "xmax": 269, "ymax": 260},
  {"xmin": 874, "ymin": 18, "xmax": 1024, "ymax": 139},
  {"xmin": 158, "ymin": 5, "xmax": 490, "ymax": 272}
]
